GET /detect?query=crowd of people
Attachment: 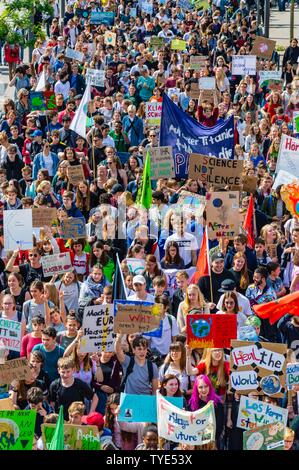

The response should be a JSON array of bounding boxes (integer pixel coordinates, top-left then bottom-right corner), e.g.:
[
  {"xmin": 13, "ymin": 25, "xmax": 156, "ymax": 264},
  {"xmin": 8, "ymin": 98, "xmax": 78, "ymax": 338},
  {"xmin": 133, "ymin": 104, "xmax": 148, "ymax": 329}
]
[{"xmin": 0, "ymin": 0, "xmax": 299, "ymax": 452}]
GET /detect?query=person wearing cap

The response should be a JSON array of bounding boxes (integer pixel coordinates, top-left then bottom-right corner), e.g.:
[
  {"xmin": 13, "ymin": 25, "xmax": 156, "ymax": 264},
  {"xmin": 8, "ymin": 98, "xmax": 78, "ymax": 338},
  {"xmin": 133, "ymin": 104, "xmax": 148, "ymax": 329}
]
[
  {"xmin": 216, "ymin": 279, "xmax": 252, "ymax": 318},
  {"xmin": 81, "ymin": 411, "xmax": 115, "ymax": 448},
  {"xmin": 127, "ymin": 275, "xmax": 155, "ymax": 302},
  {"xmin": 198, "ymin": 252, "xmax": 235, "ymax": 312}
]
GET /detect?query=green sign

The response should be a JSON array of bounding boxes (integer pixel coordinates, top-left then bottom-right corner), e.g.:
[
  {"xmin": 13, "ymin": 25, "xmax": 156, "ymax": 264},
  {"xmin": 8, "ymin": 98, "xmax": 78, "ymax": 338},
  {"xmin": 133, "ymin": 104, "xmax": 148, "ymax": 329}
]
[
  {"xmin": 150, "ymin": 36, "xmax": 164, "ymax": 49},
  {"xmin": 294, "ymin": 112, "xmax": 299, "ymax": 133},
  {"xmin": 243, "ymin": 423, "xmax": 285, "ymax": 451},
  {"xmin": 0, "ymin": 410, "xmax": 36, "ymax": 450},
  {"xmin": 171, "ymin": 39, "xmax": 187, "ymax": 51}
]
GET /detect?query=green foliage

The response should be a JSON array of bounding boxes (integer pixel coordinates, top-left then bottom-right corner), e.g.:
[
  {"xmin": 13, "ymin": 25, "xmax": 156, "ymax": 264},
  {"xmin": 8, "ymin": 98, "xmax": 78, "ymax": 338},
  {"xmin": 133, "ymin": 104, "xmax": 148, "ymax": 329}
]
[{"xmin": 0, "ymin": 0, "xmax": 53, "ymax": 45}]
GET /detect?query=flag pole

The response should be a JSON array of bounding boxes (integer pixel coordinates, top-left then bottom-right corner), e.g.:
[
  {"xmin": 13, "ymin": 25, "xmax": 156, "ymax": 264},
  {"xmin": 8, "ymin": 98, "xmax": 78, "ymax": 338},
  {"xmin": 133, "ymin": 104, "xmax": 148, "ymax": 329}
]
[
  {"xmin": 206, "ymin": 226, "xmax": 214, "ymax": 305},
  {"xmin": 92, "ymin": 128, "xmax": 96, "ymax": 179}
]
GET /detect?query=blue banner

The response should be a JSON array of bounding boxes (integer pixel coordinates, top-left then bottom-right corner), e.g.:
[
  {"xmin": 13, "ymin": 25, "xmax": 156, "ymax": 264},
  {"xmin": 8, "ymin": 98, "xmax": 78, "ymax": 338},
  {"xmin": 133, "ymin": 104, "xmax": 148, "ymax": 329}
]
[
  {"xmin": 90, "ymin": 11, "xmax": 115, "ymax": 25},
  {"xmin": 119, "ymin": 393, "xmax": 184, "ymax": 423},
  {"xmin": 160, "ymin": 94, "xmax": 234, "ymax": 178}
]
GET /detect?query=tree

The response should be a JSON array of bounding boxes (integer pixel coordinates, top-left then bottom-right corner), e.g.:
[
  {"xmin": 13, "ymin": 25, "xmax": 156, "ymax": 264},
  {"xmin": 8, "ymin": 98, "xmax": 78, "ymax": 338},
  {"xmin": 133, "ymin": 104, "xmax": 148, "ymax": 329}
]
[{"xmin": 0, "ymin": 0, "xmax": 53, "ymax": 46}]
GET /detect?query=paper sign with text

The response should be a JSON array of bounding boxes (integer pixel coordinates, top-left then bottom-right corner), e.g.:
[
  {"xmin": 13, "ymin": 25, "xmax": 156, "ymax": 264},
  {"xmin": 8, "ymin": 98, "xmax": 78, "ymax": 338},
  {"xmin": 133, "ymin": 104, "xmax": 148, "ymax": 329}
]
[
  {"xmin": 237, "ymin": 396, "xmax": 288, "ymax": 431},
  {"xmin": 104, "ymin": 31, "xmax": 116, "ymax": 47},
  {"xmin": 232, "ymin": 55, "xmax": 256, "ymax": 76},
  {"xmin": 4, "ymin": 209, "xmax": 33, "ymax": 251},
  {"xmin": 206, "ymin": 191, "xmax": 240, "ymax": 239},
  {"xmin": 145, "ymin": 146, "xmax": 174, "ymax": 180},
  {"xmin": 157, "ymin": 393, "xmax": 216, "ymax": 445},
  {"xmin": 65, "ymin": 48, "xmax": 84, "ymax": 62},
  {"xmin": 41, "ymin": 252, "xmax": 72, "ymax": 277},
  {"xmin": 171, "ymin": 39, "xmax": 186, "ymax": 51},
  {"xmin": 276, "ymin": 135, "xmax": 299, "ymax": 178},
  {"xmin": 0, "ymin": 410, "xmax": 36, "ymax": 450},
  {"xmin": 80, "ymin": 304, "xmax": 115, "ymax": 353},
  {"xmin": 85, "ymin": 69, "xmax": 105, "ymax": 87},
  {"xmin": 114, "ymin": 300, "xmax": 163, "ymax": 334},
  {"xmin": 190, "ymin": 56, "xmax": 207, "ymax": 71},
  {"xmin": 286, "ymin": 362, "xmax": 299, "ymax": 390},
  {"xmin": 0, "ymin": 318, "xmax": 22, "ymax": 352},
  {"xmin": 60, "ymin": 217, "xmax": 86, "ymax": 239},
  {"xmin": 187, "ymin": 314, "xmax": 237, "ymax": 349},
  {"xmin": 145, "ymin": 101, "xmax": 163, "ymax": 126},
  {"xmin": 125, "ymin": 258, "xmax": 146, "ymax": 276},
  {"xmin": 230, "ymin": 340, "xmax": 287, "ymax": 397}
]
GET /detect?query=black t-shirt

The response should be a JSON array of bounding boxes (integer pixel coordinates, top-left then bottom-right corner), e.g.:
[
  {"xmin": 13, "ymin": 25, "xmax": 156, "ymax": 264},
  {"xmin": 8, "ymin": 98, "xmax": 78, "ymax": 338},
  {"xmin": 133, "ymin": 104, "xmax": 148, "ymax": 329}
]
[
  {"xmin": 198, "ymin": 269, "xmax": 236, "ymax": 310},
  {"xmin": 19, "ymin": 263, "xmax": 46, "ymax": 287},
  {"xmin": 49, "ymin": 378, "xmax": 94, "ymax": 419}
]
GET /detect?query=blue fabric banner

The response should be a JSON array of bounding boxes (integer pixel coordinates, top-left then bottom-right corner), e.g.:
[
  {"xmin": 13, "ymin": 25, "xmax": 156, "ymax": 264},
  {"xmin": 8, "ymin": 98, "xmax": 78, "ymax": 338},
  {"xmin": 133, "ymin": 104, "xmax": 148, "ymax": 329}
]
[
  {"xmin": 119, "ymin": 393, "xmax": 184, "ymax": 423},
  {"xmin": 160, "ymin": 93, "xmax": 235, "ymax": 178}
]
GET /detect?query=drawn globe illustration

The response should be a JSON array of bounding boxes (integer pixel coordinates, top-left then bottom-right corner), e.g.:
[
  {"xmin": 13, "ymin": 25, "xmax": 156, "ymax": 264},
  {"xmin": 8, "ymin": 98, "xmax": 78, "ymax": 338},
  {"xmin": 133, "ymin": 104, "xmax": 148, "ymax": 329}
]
[
  {"xmin": 190, "ymin": 319, "xmax": 211, "ymax": 338},
  {"xmin": 260, "ymin": 375, "xmax": 281, "ymax": 396}
]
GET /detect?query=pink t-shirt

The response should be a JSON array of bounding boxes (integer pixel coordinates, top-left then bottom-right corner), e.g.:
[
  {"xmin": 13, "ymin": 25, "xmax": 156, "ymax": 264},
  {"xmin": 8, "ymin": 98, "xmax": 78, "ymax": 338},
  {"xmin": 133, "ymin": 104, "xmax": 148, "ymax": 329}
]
[
  {"xmin": 291, "ymin": 265, "xmax": 299, "ymax": 292},
  {"xmin": 20, "ymin": 334, "xmax": 42, "ymax": 358}
]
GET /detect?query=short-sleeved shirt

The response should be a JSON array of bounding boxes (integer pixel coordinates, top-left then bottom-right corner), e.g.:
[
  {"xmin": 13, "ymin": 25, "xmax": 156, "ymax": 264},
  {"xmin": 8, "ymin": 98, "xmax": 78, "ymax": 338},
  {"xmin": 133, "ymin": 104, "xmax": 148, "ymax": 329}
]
[
  {"xmin": 18, "ymin": 263, "xmax": 46, "ymax": 286},
  {"xmin": 164, "ymin": 232, "xmax": 199, "ymax": 267},
  {"xmin": 32, "ymin": 344, "xmax": 64, "ymax": 383},
  {"xmin": 121, "ymin": 355, "xmax": 158, "ymax": 395},
  {"xmin": 49, "ymin": 378, "xmax": 94, "ymax": 420}
]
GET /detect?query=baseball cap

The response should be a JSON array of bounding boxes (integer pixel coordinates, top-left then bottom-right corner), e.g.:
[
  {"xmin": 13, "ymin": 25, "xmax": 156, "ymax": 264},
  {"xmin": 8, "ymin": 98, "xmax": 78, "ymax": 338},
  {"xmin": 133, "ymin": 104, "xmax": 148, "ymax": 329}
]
[
  {"xmin": 110, "ymin": 184, "xmax": 124, "ymax": 195},
  {"xmin": 31, "ymin": 130, "xmax": 43, "ymax": 137},
  {"xmin": 211, "ymin": 252, "xmax": 225, "ymax": 262},
  {"xmin": 81, "ymin": 412, "xmax": 104, "ymax": 428},
  {"xmin": 218, "ymin": 279, "xmax": 236, "ymax": 293},
  {"xmin": 133, "ymin": 275, "xmax": 146, "ymax": 285},
  {"xmin": 245, "ymin": 316, "xmax": 262, "ymax": 328}
]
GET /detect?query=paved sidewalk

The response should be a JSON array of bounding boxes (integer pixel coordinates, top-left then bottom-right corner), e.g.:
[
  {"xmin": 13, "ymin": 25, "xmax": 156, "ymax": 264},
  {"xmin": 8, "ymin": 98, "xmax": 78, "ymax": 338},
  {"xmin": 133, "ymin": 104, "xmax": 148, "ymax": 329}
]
[{"xmin": 269, "ymin": 5, "xmax": 299, "ymax": 47}]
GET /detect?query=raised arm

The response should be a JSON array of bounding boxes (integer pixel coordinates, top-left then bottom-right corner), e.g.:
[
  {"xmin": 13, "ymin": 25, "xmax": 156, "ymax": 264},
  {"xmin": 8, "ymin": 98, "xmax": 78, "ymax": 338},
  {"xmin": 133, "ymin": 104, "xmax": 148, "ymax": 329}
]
[{"xmin": 114, "ymin": 333, "xmax": 126, "ymax": 364}]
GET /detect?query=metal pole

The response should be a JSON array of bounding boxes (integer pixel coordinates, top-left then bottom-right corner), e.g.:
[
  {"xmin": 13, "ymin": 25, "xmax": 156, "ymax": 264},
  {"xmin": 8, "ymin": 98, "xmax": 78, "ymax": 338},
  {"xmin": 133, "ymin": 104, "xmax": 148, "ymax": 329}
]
[
  {"xmin": 290, "ymin": 0, "xmax": 295, "ymax": 40},
  {"xmin": 264, "ymin": 0, "xmax": 270, "ymax": 38},
  {"xmin": 256, "ymin": 0, "xmax": 261, "ymax": 29},
  {"xmin": 60, "ymin": 0, "xmax": 65, "ymax": 17}
]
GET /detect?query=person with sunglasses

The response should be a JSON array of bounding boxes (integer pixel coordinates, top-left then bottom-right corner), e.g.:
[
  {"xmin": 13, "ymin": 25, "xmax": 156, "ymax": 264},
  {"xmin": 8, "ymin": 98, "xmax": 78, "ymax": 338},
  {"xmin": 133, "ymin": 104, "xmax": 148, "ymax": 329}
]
[
  {"xmin": 32, "ymin": 139, "xmax": 59, "ymax": 181},
  {"xmin": 6, "ymin": 247, "xmax": 47, "ymax": 288}
]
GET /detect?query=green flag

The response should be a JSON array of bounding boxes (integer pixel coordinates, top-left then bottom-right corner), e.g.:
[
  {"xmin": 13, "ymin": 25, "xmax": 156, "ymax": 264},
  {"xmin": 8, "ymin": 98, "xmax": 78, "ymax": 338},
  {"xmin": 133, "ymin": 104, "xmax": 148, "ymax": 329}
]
[
  {"xmin": 136, "ymin": 150, "xmax": 152, "ymax": 209},
  {"xmin": 48, "ymin": 405, "xmax": 64, "ymax": 450}
]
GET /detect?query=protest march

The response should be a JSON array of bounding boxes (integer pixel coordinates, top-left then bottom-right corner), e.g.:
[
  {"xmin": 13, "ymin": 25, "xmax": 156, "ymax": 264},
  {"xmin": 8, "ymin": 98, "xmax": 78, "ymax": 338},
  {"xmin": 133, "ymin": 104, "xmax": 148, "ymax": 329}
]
[{"xmin": 0, "ymin": 0, "xmax": 299, "ymax": 456}]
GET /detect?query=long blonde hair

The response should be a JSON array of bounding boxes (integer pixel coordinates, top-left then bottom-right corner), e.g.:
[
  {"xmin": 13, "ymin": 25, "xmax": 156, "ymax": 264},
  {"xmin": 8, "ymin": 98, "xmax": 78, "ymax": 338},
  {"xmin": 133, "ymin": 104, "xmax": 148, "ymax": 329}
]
[
  {"xmin": 182, "ymin": 284, "xmax": 205, "ymax": 315},
  {"xmin": 44, "ymin": 283, "xmax": 59, "ymax": 307},
  {"xmin": 201, "ymin": 348, "xmax": 227, "ymax": 389}
]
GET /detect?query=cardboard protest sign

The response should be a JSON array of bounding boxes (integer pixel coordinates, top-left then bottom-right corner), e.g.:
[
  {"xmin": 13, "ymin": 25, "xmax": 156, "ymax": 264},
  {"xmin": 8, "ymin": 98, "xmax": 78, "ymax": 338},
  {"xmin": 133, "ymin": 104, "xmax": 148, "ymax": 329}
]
[
  {"xmin": 199, "ymin": 89, "xmax": 215, "ymax": 105},
  {"xmin": 0, "ymin": 410, "xmax": 36, "ymax": 450},
  {"xmin": 157, "ymin": 393, "xmax": 216, "ymax": 445},
  {"xmin": 188, "ymin": 154, "xmax": 243, "ymax": 188},
  {"xmin": 237, "ymin": 395, "xmax": 288, "ymax": 431},
  {"xmin": 4, "ymin": 209, "xmax": 33, "ymax": 251},
  {"xmin": 85, "ymin": 68, "xmax": 105, "ymax": 87},
  {"xmin": 79, "ymin": 304, "xmax": 115, "ymax": 353},
  {"xmin": 187, "ymin": 314, "xmax": 237, "ymax": 349},
  {"xmin": 146, "ymin": 146, "xmax": 174, "ymax": 180},
  {"xmin": 42, "ymin": 423, "xmax": 100, "ymax": 450},
  {"xmin": 41, "ymin": 252, "xmax": 72, "ymax": 277},
  {"xmin": 60, "ymin": 217, "xmax": 86, "ymax": 239},
  {"xmin": 232, "ymin": 55, "xmax": 256, "ymax": 76},
  {"xmin": 199, "ymin": 77, "xmax": 216, "ymax": 90},
  {"xmin": 0, "ymin": 358, "xmax": 33, "ymax": 386},
  {"xmin": 32, "ymin": 207, "xmax": 57, "ymax": 228},
  {"xmin": 125, "ymin": 258, "xmax": 146, "ymax": 275},
  {"xmin": 230, "ymin": 340, "xmax": 287, "ymax": 397},
  {"xmin": 188, "ymin": 82, "xmax": 200, "ymax": 100},
  {"xmin": 67, "ymin": 165, "xmax": 85, "ymax": 185},
  {"xmin": 243, "ymin": 422, "xmax": 285, "ymax": 450},
  {"xmin": 286, "ymin": 363, "xmax": 299, "ymax": 390},
  {"xmin": 0, "ymin": 318, "xmax": 22, "ymax": 353},
  {"xmin": 242, "ymin": 175, "xmax": 258, "ymax": 193},
  {"xmin": 145, "ymin": 101, "xmax": 163, "ymax": 126},
  {"xmin": 171, "ymin": 39, "xmax": 186, "ymax": 51},
  {"xmin": 276, "ymin": 135, "xmax": 299, "ymax": 178},
  {"xmin": 150, "ymin": 36, "xmax": 164, "ymax": 49},
  {"xmin": 251, "ymin": 37, "xmax": 276, "ymax": 59},
  {"xmin": 190, "ymin": 56, "xmax": 207, "ymax": 71},
  {"xmin": 114, "ymin": 300, "xmax": 163, "ymax": 334},
  {"xmin": 206, "ymin": 191, "xmax": 240, "ymax": 239},
  {"xmin": 104, "ymin": 31, "xmax": 116, "ymax": 47},
  {"xmin": 65, "ymin": 47, "xmax": 84, "ymax": 62},
  {"xmin": 119, "ymin": 393, "xmax": 184, "ymax": 423},
  {"xmin": 0, "ymin": 398, "xmax": 14, "ymax": 410}
]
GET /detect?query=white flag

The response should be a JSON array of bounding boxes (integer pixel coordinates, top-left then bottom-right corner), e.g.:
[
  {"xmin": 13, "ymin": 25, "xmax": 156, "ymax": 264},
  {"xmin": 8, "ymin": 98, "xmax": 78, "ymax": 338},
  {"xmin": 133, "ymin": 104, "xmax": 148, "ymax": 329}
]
[
  {"xmin": 69, "ymin": 81, "xmax": 91, "ymax": 139},
  {"xmin": 35, "ymin": 70, "xmax": 46, "ymax": 92}
]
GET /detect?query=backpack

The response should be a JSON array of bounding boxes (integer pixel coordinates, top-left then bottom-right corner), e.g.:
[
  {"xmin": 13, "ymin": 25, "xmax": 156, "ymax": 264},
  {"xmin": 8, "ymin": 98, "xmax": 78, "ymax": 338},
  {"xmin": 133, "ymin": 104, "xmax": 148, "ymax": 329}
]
[{"xmin": 120, "ymin": 356, "xmax": 154, "ymax": 393}]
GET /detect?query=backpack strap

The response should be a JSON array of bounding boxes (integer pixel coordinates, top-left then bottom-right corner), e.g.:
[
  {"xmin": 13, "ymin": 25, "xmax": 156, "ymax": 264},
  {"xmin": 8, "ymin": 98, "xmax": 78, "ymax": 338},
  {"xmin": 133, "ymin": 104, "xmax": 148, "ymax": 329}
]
[
  {"xmin": 120, "ymin": 356, "xmax": 135, "ymax": 391},
  {"xmin": 147, "ymin": 359, "xmax": 154, "ymax": 385}
]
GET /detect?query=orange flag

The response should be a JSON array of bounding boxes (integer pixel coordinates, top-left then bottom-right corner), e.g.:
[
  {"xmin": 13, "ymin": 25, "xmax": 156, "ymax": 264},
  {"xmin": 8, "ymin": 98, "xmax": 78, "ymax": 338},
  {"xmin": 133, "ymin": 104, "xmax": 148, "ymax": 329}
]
[
  {"xmin": 252, "ymin": 291, "xmax": 299, "ymax": 325},
  {"xmin": 191, "ymin": 227, "xmax": 210, "ymax": 284}
]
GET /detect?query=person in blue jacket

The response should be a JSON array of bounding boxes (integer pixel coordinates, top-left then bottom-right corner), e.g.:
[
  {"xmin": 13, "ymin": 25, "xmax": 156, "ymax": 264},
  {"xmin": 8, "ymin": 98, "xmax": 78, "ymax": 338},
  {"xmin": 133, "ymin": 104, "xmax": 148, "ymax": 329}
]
[
  {"xmin": 61, "ymin": 190, "xmax": 84, "ymax": 218},
  {"xmin": 224, "ymin": 233, "xmax": 258, "ymax": 273},
  {"xmin": 32, "ymin": 140, "xmax": 59, "ymax": 180},
  {"xmin": 122, "ymin": 105, "xmax": 144, "ymax": 146}
]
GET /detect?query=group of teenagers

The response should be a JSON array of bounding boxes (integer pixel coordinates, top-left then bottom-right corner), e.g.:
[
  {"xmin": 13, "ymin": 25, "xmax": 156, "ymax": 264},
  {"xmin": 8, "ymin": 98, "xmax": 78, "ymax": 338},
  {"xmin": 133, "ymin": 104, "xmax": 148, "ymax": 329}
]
[{"xmin": 0, "ymin": 0, "xmax": 299, "ymax": 452}]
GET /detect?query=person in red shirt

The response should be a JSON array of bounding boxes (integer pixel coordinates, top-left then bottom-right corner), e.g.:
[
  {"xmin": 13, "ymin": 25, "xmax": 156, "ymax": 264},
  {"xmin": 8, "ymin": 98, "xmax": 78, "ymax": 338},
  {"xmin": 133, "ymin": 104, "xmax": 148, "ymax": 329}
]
[
  {"xmin": 58, "ymin": 99, "xmax": 76, "ymax": 124},
  {"xmin": 186, "ymin": 347, "xmax": 230, "ymax": 399},
  {"xmin": 20, "ymin": 315, "xmax": 45, "ymax": 358},
  {"xmin": 197, "ymin": 99, "xmax": 219, "ymax": 127},
  {"xmin": 4, "ymin": 42, "xmax": 20, "ymax": 80},
  {"xmin": 262, "ymin": 91, "xmax": 282, "ymax": 121}
]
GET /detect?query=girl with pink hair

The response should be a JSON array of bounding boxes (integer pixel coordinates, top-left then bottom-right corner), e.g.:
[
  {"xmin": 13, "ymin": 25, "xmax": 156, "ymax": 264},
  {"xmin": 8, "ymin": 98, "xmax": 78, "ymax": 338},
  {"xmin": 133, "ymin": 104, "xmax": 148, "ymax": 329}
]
[{"xmin": 189, "ymin": 374, "xmax": 224, "ymax": 449}]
